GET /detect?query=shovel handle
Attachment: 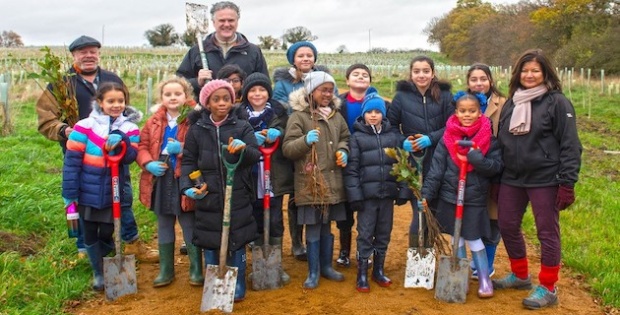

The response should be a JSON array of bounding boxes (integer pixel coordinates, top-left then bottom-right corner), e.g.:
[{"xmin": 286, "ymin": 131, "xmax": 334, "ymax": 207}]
[
  {"xmin": 196, "ymin": 33, "xmax": 209, "ymax": 70},
  {"xmin": 259, "ymin": 138, "xmax": 279, "ymax": 246},
  {"xmin": 103, "ymin": 141, "xmax": 127, "ymax": 220}
]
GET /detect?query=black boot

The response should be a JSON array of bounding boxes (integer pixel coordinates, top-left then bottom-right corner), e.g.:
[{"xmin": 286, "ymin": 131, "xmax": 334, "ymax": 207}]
[
  {"xmin": 356, "ymin": 254, "xmax": 370, "ymax": 293},
  {"xmin": 288, "ymin": 204, "xmax": 307, "ymax": 261},
  {"xmin": 372, "ymin": 251, "xmax": 392, "ymax": 287},
  {"xmin": 85, "ymin": 242, "xmax": 104, "ymax": 291},
  {"xmin": 303, "ymin": 240, "xmax": 320, "ymax": 289},
  {"xmin": 319, "ymin": 234, "xmax": 344, "ymax": 282},
  {"xmin": 336, "ymin": 230, "xmax": 351, "ymax": 267},
  {"xmin": 227, "ymin": 249, "xmax": 247, "ymax": 302}
]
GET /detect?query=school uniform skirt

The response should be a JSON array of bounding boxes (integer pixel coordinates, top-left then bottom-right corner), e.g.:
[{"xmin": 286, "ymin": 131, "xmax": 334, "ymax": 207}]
[
  {"xmin": 151, "ymin": 155, "xmax": 182, "ymax": 216},
  {"xmin": 435, "ymin": 199, "xmax": 491, "ymax": 241},
  {"xmin": 297, "ymin": 202, "xmax": 346, "ymax": 225}
]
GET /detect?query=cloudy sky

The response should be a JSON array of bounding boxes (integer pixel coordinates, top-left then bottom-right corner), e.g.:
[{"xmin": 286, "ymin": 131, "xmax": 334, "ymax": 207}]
[{"xmin": 2, "ymin": 0, "xmax": 520, "ymax": 53}]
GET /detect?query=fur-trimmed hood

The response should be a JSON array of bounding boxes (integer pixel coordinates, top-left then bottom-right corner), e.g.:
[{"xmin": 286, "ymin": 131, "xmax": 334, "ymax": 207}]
[
  {"xmin": 273, "ymin": 65, "xmax": 332, "ymax": 83},
  {"xmin": 395, "ymin": 80, "xmax": 452, "ymax": 95},
  {"xmin": 288, "ymin": 88, "xmax": 342, "ymax": 113}
]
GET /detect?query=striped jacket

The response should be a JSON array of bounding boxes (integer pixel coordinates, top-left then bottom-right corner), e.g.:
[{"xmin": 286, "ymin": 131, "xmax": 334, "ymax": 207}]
[{"xmin": 62, "ymin": 103, "xmax": 141, "ymax": 209}]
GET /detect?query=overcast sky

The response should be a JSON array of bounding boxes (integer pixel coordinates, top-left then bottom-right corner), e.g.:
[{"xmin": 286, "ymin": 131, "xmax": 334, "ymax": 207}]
[{"xmin": 2, "ymin": 0, "xmax": 520, "ymax": 53}]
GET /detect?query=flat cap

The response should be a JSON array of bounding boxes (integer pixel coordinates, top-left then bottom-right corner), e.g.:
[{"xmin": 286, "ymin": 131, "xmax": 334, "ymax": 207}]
[{"xmin": 69, "ymin": 35, "xmax": 101, "ymax": 52}]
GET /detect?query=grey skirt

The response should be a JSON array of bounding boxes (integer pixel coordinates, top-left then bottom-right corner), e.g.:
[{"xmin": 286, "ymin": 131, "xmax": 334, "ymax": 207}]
[
  {"xmin": 297, "ymin": 202, "xmax": 346, "ymax": 225},
  {"xmin": 151, "ymin": 155, "xmax": 181, "ymax": 216}
]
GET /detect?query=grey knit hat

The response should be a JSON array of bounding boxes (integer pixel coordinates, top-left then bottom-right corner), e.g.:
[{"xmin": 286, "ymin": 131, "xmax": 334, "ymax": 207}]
[{"xmin": 303, "ymin": 71, "xmax": 335, "ymax": 95}]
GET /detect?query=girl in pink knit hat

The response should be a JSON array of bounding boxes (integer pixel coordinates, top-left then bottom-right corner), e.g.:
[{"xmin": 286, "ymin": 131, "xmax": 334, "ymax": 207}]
[{"xmin": 181, "ymin": 79, "xmax": 261, "ymax": 302}]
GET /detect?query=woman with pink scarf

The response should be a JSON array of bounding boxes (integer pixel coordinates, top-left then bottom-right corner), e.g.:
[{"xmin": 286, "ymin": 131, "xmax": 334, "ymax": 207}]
[{"xmin": 493, "ymin": 49, "xmax": 582, "ymax": 310}]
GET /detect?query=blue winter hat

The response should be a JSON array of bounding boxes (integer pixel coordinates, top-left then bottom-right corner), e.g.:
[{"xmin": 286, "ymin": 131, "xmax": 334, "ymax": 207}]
[
  {"xmin": 361, "ymin": 91, "xmax": 386, "ymax": 117},
  {"xmin": 286, "ymin": 41, "xmax": 318, "ymax": 65}
]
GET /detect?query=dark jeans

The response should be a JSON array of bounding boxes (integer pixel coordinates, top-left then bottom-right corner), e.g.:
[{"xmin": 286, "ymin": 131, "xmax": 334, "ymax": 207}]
[
  {"xmin": 252, "ymin": 195, "xmax": 284, "ymax": 237},
  {"xmin": 356, "ymin": 198, "xmax": 394, "ymax": 258},
  {"xmin": 498, "ymin": 184, "xmax": 561, "ymax": 266}
]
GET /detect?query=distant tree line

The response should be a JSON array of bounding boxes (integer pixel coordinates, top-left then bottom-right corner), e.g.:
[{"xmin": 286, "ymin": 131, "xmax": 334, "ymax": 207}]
[
  {"xmin": 424, "ymin": 0, "xmax": 620, "ymax": 73},
  {"xmin": 0, "ymin": 30, "xmax": 24, "ymax": 47}
]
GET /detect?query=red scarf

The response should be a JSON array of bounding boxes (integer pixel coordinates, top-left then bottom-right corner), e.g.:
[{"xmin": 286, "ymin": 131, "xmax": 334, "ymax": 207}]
[{"xmin": 443, "ymin": 114, "xmax": 492, "ymax": 172}]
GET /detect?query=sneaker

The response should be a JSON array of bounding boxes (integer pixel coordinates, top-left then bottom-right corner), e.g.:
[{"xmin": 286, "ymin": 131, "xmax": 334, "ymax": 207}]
[
  {"xmin": 522, "ymin": 285, "xmax": 558, "ymax": 309},
  {"xmin": 179, "ymin": 242, "xmax": 188, "ymax": 255},
  {"xmin": 336, "ymin": 251, "xmax": 351, "ymax": 267},
  {"xmin": 471, "ymin": 267, "xmax": 495, "ymax": 280},
  {"xmin": 492, "ymin": 273, "xmax": 532, "ymax": 290}
]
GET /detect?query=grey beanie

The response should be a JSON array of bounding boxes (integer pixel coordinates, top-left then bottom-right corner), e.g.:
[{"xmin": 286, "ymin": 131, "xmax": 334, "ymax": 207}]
[{"xmin": 303, "ymin": 71, "xmax": 335, "ymax": 95}]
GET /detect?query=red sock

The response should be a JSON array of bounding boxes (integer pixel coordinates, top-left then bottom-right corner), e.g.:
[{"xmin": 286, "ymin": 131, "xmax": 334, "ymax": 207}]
[
  {"xmin": 539, "ymin": 265, "xmax": 560, "ymax": 291},
  {"xmin": 509, "ymin": 257, "xmax": 529, "ymax": 279}
]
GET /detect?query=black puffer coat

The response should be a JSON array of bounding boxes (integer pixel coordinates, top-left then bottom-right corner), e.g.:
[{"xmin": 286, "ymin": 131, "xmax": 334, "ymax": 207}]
[
  {"xmin": 422, "ymin": 137, "xmax": 503, "ymax": 207},
  {"xmin": 387, "ymin": 81, "xmax": 453, "ymax": 177},
  {"xmin": 181, "ymin": 108, "xmax": 261, "ymax": 251},
  {"xmin": 344, "ymin": 118, "xmax": 410, "ymax": 203}
]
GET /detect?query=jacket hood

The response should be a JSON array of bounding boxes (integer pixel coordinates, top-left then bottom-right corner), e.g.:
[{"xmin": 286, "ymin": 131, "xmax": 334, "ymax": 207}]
[
  {"xmin": 273, "ymin": 65, "xmax": 331, "ymax": 82},
  {"xmin": 91, "ymin": 100, "xmax": 143, "ymax": 124},
  {"xmin": 395, "ymin": 80, "xmax": 452, "ymax": 94},
  {"xmin": 288, "ymin": 88, "xmax": 342, "ymax": 113}
]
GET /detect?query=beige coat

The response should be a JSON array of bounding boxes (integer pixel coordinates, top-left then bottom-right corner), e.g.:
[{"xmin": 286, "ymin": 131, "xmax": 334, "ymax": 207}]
[
  {"xmin": 282, "ymin": 89, "xmax": 350, "ymax": 207},
  {"xmin": 484, "ymin": 92, "xmax": 506, "ymax": 219}
]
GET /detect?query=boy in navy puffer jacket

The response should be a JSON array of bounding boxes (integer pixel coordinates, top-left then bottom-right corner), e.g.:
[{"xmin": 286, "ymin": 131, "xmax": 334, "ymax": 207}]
[{"xmin": 344, "ymin": 93, "xmax": 410, "ymax": 293}]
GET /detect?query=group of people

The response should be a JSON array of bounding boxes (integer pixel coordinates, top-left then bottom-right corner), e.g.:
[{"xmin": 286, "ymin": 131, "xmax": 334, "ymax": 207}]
[{"xmin": 36, "ymin": 1, "xmax": 582, "ymax": 311}]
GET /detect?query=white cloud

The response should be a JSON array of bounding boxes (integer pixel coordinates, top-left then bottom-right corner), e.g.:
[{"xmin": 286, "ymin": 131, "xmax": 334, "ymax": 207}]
[{"xmin": 1, "ymin": 0, "xmax": 521, "ymax": 52}]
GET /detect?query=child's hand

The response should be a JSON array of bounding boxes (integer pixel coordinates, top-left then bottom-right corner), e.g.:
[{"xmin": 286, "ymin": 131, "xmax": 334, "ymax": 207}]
[
  {"xmin": 402, "ymin": 137, "xmax": 414, "ymax": 152},
  {"xmin": 416, "ymin": 198, "xmax": 428, "ymax": 210},
  {"xmin": 105, "ymin": 134, "xmax": 123, "ymax": 151},
  {"xmin": 466, "ymin": 148, "xmax": 484, "ymax": 164},
  {"xmin": 335, "ymin": 150, "xmax": 348, "ymax": 167},
  {"xmin": 254, "ymin": 131, "xmax": 266, "ymax": 146},
  {"xmin": 227, "ymin": 137, "xmax": 246, "ymax": 154},
  {"xmin": 266, "ymin": 128, "xmax": 281, "ymax": 143},
  {"xmin": 412, "ymin": 134, "xmax": 431, "ymax": 151},
  {"xmin": 185, "ymin": 186, "xmax": 207, "ymax": 200},
  {"xmin": 165, "ymin": 138, "xmax": 182, "ymax": 155},
  {"xmin": 305, "ymin": 129, "xmax": 320, "ymax": 145},
  {"xmin": 145, "ymin": 161, "xmax": 168, "ymax": 177}
]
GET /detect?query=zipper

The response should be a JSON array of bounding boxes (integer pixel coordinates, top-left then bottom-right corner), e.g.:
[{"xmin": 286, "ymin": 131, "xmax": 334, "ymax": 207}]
[
  {"xmin": 376, "ymin": 130, "xmax": 385, "ymax": 196},
  {"xmin": 422, "ymin": 95, "xmax": 430, "ymax": 133}
]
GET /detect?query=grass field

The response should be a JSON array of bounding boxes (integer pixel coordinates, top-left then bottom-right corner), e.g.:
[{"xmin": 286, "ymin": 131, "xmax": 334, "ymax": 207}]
[{"xmin": 0, "ymin": 48, "xmax": 619, "ymax": 314}]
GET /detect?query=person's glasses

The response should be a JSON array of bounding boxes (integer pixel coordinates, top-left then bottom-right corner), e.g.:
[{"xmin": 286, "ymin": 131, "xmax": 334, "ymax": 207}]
[
  {"xmin": 224, "ymin": 78, "xmax": 241, "ymax": 84},
  {"xmin": 317, "ymin": 88, "xmax": 333, "ymax": 96}
]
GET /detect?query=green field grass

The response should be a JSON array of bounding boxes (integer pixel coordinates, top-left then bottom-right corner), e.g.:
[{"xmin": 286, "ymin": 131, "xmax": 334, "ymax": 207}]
[{"xmin": 0, "ymin": 49, "xmax": 619, "ymax": 314}]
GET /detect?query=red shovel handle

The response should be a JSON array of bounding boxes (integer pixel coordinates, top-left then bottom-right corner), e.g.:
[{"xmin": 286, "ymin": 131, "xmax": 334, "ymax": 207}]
[
  {"xmin": 453, "ymin": 140, "xmax": 477, "ymax": 220},
  {"xmin": 103, "ymin": 141, "xmax": 127, "ymax": 220}
]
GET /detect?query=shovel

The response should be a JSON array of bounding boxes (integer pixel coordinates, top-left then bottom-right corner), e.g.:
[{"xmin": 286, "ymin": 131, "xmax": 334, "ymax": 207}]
[
  {"xmin": 185, "ymin": 2, "xmax": 210, "ymax": 70},
  {"xmin": 200, "ymin": 144, "xmax": 245, "ymax": 313},
  {"xmin": 404, "ymin": 150, "xmax": 436, "ymax": 290},
  {"xmin": 102, "ymin": 141, "xmax": 138, "ymax": 301},
  {"xmin": 435, "ymin": 140, "xmax": 476, "ymax": 303},
  {"xmin": 251, "ymin": 138, "xmax": 283, "ymax": 290}
]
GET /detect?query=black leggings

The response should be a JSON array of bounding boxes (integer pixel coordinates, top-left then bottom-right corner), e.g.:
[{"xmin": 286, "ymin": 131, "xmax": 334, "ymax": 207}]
[{"xmin": 83, "ymin": 220, "xmax": 114, "ymax": 246}]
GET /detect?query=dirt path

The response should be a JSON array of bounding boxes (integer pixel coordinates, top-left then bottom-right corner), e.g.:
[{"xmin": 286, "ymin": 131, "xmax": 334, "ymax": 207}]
[{"xmin": 68, "ymin": 201, "xmax": 606, "ymax": 315}]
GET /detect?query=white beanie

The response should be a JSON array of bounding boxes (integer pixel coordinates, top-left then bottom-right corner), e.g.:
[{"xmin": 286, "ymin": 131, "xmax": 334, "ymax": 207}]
[{"xmin": 304, "ymin": 71, "xmax": 336, "ymax": 95}]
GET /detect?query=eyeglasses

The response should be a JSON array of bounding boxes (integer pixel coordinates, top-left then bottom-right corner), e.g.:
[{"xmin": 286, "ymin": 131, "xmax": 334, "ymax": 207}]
[
  {"xmin": 316, "ymin": 88, "xmax": 333, "ymax": 96},
  {"xmin": 224, "ymin": 78, "xmax": 241, "ymax": 84}
]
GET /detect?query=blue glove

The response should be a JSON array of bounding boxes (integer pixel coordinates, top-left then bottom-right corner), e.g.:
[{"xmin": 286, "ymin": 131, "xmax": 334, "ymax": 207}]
[
  {"xmin": 402, "ymin": 138, "xmax": 414, "ymax": 152},
  {"xmin": 305, "ymin": 129, "xmax": 320, "ymax": 145},
  {"xmin": 185, "ymin": 187, "xmax": 207, "ymax": 200},
  {"xmin": 254, "ymin": 131, "xmax": 266, "ymax": 146},
  {"xmin": 165, "ymin": 139, "xmax": 182, "ymax": 155},
  {"xmin": 413, "ymin": 135, "xmax": 431, "ymax": 151},
  {"xmin": 228, "ymin": 138, "xmax": 246, "ymax": 154},
  {"xmin": 63, "ymin": 197, "xmax": 77, "ymax": 207},
  {"xmin": 416, "ymin": 198, "xmax": 427, "ymax": 210},
  {"xmin": 105, "ymin": 134, "xmax": 123, "ymax": 151},
  {"xmin": 145, "ymin": 161, "xmax": 167, "ymax": 177},
  {"xmin": 335, "ymin": 150, "xmax": 348, "ymax": 167},
  {"xmin": 266, "ymin": 128, "xmax": 281, "ymax": 143}
]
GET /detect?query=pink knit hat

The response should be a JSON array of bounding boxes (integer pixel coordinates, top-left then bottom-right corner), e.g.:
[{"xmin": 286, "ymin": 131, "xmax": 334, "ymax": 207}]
[{"xmin": 199, "ymin": 79, "xmax": 236, "ymax": 107}]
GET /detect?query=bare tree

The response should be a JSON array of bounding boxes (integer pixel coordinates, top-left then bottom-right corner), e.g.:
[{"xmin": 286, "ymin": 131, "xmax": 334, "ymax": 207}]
[
  {"xmin": 282, "ymin": 26, "xmax": 318, "ymax": 45},
  {"xmin": 258, "ymin": 35, "xmax": 281, "ymax": 50},
  {"xmin": 336, "ymin": 45, "xmax": 349, "ymax": 54}
]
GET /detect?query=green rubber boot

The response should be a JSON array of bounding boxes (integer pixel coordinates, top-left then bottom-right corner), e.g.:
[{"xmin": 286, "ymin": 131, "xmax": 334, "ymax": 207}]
[
  {"xmin": 153, "ymin": 243, "xmax": 175, "ymax": 287},
  {"xmin": 187, "ymin": 243, "xmax": 204, "ymax": 286}
]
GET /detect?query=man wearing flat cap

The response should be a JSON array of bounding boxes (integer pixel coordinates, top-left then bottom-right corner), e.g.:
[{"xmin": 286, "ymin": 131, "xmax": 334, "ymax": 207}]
[{"xmin": 36, "ymin": 35, "xmax": 158, "ymax": 263}]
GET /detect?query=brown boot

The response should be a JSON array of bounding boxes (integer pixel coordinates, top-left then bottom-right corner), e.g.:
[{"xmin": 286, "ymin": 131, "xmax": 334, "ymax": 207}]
[{"xmin": 125, "ymin": 239, "xmax": 159, "ymax": 263}]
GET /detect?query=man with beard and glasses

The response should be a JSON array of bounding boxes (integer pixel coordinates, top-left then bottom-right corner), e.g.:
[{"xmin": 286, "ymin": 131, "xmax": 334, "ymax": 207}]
[{"xmin": 36, "ymin": 35, "xmax": 158, "ymax": 264}]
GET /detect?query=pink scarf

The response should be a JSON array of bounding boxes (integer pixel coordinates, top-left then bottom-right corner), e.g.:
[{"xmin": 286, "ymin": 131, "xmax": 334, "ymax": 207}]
[
  {"xmin": 509, "ymin": 85, "xmax": 548, "ymax": 135},
  {"xmin": 443, "ymin": 115, "xmax": 492, "ymax": 172}
]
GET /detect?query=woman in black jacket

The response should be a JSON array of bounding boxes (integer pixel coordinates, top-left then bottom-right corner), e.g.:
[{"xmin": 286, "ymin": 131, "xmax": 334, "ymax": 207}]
[{"xmin": 493, "ymin": 49, "xmax": 582, "ymax": 310}]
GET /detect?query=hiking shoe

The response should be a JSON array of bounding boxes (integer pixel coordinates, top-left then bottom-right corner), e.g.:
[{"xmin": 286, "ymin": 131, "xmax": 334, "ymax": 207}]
[
  {"xmin": 522, "ymin": 285, "xmax": 558, "ymax": 309},
  {"xmin": 179, "ymin": 242, "xmax": 188, "ymax": 255},
  {"xmin": 471, "ymin": 267, "xmax": 495, "ymax": 280},
  {"xmin": 492, "ymin": 273, "xmax": 532, "ymax": 290},
  {"xmin": 336, "ymin": 254, "xmax": 350, "ymax": 267}
]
